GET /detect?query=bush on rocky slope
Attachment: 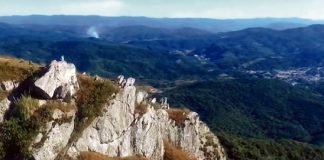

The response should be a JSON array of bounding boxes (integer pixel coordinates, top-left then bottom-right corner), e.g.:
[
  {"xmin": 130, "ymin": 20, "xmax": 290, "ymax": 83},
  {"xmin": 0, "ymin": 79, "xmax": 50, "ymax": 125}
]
[
  {"xmin": 78, "ymin": 152, "xmax": 147, "ymax": 160},
  {"xmin": 0, "ymin": 94, "xmax": 75, "ymax": 159},
  {"xmin": 163, "ymin": 141, "xmax": 195, "ymax": 160},
  {"xmin": 15, "ymin": 95, "xmax": 39, "ymax": 120},
  {"xmin": 70, "ymin": 75, "xmax": 119, "ymax": 142},
  {"xmin": 0, "ymin": 104, "xmax": 53, "ymax": 159},
  {"xmin": 165, "ymin": 108, "xmax": 190, "ymax": 127}
]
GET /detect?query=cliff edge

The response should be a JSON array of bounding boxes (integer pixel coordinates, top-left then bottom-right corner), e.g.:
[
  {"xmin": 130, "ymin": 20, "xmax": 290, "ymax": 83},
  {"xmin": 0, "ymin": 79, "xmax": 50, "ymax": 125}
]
[{"xmin": 0, "ymin": 57, "xmax": 226, "ymax": 160}]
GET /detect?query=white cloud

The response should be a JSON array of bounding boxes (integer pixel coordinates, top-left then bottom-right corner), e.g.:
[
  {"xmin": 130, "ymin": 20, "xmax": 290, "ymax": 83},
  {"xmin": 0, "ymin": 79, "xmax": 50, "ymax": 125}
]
[{"xmin": 59, "ymin": 0, "xmax": 124, "ymax": 16}]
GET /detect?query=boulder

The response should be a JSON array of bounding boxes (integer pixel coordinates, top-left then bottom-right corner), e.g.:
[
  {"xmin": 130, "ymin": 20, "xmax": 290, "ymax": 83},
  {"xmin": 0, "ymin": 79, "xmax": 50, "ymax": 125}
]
[
  {"xmin": 34, "ymin": 60, "xmax": 79, "ymax": 99},
  {"xmin": 0, "ymin": 98, "xmax": 10, "ymax": 122},
  {"xmin": 0, "ymin": 80, "xmax": 19, "ymax": 91}
]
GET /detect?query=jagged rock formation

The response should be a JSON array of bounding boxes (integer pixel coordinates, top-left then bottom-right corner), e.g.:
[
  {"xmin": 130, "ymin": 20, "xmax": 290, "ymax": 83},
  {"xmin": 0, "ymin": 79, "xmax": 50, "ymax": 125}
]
[
  {"xmin": 0, "ymin": 81, "xmax": 19, "ymax": 123},
  {"xmin": 0, "ymin": 58, "xmax": 226, "ymax": 160},
  {"xmin": 67, "ymin": 76, "xmax": 227, "ymax": 160},
  {"xmin": 34, "ymin": 59, "xmax": 79, "ymax": 99},
  {"xmin": 0, "ymin": 98, "xmax": 10, "ymax": 122},
  {"xmin": 0, "ymin": 80, "xmax": 19, "ymax": 92},
  {"xmin": 32, "ymin": 107, "xmax": 76, "ymax": 160}
]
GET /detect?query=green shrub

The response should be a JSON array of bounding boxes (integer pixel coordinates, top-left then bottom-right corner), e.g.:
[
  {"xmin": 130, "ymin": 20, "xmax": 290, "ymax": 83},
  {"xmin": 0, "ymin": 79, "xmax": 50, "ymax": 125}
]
[
  {"xmin": 0, "ymin": 105, "xmax": 55, "ymax": 159},
  {"xmin": 0, "ymin": 96, "xmax": 59, "ymax": 159},
  {"xmin": 72, "ymin": 75, "xmax": 119, "ymax": 140},
  {"xmin": 15, "ymin": 95, "xmax": 39, "ymax": 120},
  {"xmin": 0, "ymin": 118, "xmax": 34, "ymax": 159},
  {"xmin": 76, "ymin": 75, "xmax": 118, "ymax": 120}
]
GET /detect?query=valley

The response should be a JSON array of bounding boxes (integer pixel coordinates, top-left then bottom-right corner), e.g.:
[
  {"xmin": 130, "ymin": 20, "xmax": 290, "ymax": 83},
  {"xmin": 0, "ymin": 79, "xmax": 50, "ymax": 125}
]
[{"xmin": 1, "ymin": 15, "xmax": 324, "ymax": 159}]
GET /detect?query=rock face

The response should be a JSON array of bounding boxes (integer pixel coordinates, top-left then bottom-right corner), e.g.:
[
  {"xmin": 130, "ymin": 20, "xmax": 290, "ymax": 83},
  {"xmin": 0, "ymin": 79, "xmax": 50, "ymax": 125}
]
[
  {"xmin": 0, "ymin": 59, "xmax": 227, "ymax": 160},
  {"xmin": 67, "ymin": 77, "xmax": 138, "ymax": 158},
  {"xmin": 67, "ymin": 77, "xmax": 227, "ymax": 160},
  {"xmin": 0, "ymin": 98, "xmax": 10, "ymax": 122},
  {"xmin": 0, "ymin": 80, "xmax": 19, "ymax": 91},
  {"xmin": 34, "ymin": 60, "xmax": 79, "ymax": 99},
  {"xmin": 32, "ymin": 108, "xmax": 76, "ymax": 160}
]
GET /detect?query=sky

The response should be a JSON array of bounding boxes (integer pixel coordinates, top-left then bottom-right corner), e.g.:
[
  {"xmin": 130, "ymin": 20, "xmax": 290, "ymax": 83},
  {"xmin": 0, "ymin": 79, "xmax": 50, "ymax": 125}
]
[{"xmin": 0, "ymin": 0, "xmax": 324, "ymax": 19}]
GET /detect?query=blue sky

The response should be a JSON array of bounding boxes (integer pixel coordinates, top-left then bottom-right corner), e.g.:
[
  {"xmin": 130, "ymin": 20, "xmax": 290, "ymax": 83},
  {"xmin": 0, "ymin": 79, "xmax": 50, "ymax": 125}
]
[{"xmin": 0, "ymin": 0, "xmax": 323, "ymax": 19}]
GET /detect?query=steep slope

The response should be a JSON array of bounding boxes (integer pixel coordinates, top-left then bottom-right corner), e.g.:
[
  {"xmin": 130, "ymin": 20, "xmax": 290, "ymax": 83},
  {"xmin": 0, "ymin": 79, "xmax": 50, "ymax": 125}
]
[
  {"xmin": 0, "ymin": 57, "xmax": 226, "ymax": 160},
  {"xmin": 159, "ymin": 79, "xmax": 324, "ymax": 146}
]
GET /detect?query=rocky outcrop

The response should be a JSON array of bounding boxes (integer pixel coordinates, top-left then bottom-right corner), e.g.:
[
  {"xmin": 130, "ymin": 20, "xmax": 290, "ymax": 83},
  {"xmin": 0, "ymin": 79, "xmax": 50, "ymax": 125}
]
[
  {"xmin": 67, "ymin": 77, "xmax": 137, "ymax": 158},
  {"xmin": 0, "ymin": 57, "xmax": 226, "ymax": 160},
  {"xmin": 161, "ymin": 111, "xmax": 226, "ymax": 160},
  {"xmin": 32, "ymin": 107, "xmax": 76, "ymax": 160},
  {"xmin": 0, "ymin": 98, "xmax": 10, "ymax": 122},
  {"xmin": 67, "ymin": 76, "xmax": 227, "ymax": 160},
  {"xmin": 0, "ymin": 80, "xmax": 19, "ymax": 92},
  {"xmin": 34, "ymin": 60, "xmax": 79, "ymax": 99}
]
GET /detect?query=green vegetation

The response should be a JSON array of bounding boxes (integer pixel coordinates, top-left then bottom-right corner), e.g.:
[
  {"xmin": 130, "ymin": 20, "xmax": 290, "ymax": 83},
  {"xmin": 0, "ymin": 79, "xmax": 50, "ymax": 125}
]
[
  {"xmin": 72, "ymin": 75, "xmax": 118, "ymax": 140},
  {"xmin": 160, "ymin": 79, "xmax": 324, "ymax": 146},
  {"xmin": 0, "ymin": 95, "xmax": 53, "ymax": 159},
  {"xmin": 15, "ymin": 95, "xmax": 39, "ymax": 120},
  {"xmin": 0, "ymin": 94, "xmax": 75, "ymax": 159},
  {"xmin": 218, "ymin": 133, "xmax": 324, "ymax": 160}
]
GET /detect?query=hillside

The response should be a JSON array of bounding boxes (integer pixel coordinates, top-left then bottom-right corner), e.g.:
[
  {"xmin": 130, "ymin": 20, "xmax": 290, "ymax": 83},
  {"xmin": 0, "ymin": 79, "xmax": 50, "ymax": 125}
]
[
  {"xmin": 2, "ymin": 21, "xmax": 324, "ymax": 160},
  {"xmin": 1, "ymin": 16, "xmax": 322, "ymax": 32},
  {"xmin": 159, "ymin": 79, "xmax": 324, "ymax": 145},
  {"xmin": 0, "ymin": 56, "xmax": 226, "ymax": 160}
]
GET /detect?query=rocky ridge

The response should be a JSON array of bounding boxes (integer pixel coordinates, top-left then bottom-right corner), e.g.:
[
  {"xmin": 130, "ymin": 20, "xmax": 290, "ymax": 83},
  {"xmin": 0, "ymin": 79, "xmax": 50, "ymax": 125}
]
[{"xmin": 0, "ymin": 58, "xmax": 227, "ymax": 160}]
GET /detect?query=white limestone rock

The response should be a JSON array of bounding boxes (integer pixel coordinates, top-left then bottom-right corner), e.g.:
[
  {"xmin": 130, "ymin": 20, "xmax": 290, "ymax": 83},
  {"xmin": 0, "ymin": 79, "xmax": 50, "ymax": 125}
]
[
  {"xmin": 66, "ymin": 76, "xmax": 227, "ymax": 160},
  {"xmin": 0, "ymin": 80, "xmax": 19, "ymax": 91},
  {"xmin": 34, "ymin": 60, "xmax": 79, "ymax": 99},
  {"xmin": 131, "ymin": 108, "xmax": 164, "ymax": 160},
  {"xmin": 136, "ymin": 91, "xmax": 148, "ymax": 104},
  {"xmin": 0, "ymin": 98, "xmax": 10, "ymax": 122},
  {"xmin": 125, "ymin": 78, "xmax": 135, "ymax": 87},
  {"xmin": 67, "ymin": 82, "xmax": 137, "ymax": 158},
  {"xmin": 32, "ymin": 109, "xmax": 76, "ymax": 160}
]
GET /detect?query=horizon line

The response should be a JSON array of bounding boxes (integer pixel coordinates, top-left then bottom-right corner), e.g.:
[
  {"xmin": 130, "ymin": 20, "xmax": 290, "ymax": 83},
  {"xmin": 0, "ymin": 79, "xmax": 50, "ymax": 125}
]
[{"xmin": 1, "ymin": 14, "xmax": 324, "ymax": 21}]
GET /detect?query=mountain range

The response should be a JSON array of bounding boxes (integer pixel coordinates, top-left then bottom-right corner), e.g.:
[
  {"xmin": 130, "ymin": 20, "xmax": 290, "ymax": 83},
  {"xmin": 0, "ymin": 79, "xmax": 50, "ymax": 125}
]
[{"xmin": 1, "ymin": 15, "xmax": 324, "ymax": 159}]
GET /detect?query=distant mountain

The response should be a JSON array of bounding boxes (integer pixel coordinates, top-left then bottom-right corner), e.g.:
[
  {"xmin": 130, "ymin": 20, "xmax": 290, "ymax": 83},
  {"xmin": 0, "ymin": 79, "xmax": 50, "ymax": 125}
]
[
  {"xmin": 196, "ymin": 25, "xmax": 324, "ymax": 70},
  {"xmin": 0, "ymin": 15, "xmax": 323, "ymax": 32},
  {"xmin": 2, "ymin": 16, "xmax": 324, "ymax": 159}
]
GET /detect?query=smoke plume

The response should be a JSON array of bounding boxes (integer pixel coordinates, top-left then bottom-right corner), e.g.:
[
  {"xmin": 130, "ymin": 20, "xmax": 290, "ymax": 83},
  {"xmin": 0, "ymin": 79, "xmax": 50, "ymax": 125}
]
[{"xmin": 87, "ymin": 27, "xmax": 100, "ymax": 39}]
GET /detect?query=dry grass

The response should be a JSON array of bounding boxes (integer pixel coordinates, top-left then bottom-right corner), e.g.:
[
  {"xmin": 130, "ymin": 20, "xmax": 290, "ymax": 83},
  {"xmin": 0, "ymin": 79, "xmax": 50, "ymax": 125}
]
[
  {"xmin": 43, "ymin": 100, "xmax": 76, "ymax": 113},
  {"xmin": 0, "ymin": 56, "xmax": 40, "ymax": 82},
  {"xmin": 0, "ymin": 90, "xmax": 8, "ymax": 100},
  {"xmin": 135, "ymin": 103, "xmax": 148, "ymax": 116},
  {"xmin": 79, "ymin": 152, "xmax": 147, "ymax": 160},
  {"xmin": 163, "ymin": 141, "xmax": 196, "ymax": 160},
  {"xmin": 165, "ymin": 108, "xmax": 190, "ymax": 127}
]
